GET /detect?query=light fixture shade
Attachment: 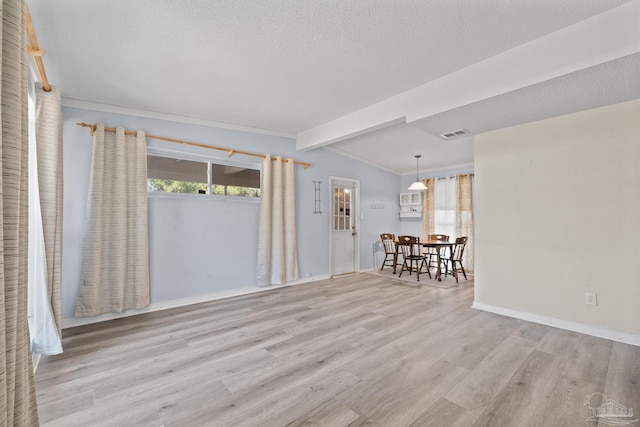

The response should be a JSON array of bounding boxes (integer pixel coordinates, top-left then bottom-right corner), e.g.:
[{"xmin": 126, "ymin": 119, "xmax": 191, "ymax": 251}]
[{"xmin": 408, "ymin": 180, "xmax": 427, "ymax": 191}]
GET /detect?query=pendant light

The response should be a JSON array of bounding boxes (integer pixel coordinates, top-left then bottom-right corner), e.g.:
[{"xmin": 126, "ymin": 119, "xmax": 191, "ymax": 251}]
[{"xmin": 408, "ymin": 155, "xmax": 427, "ymax": 191}]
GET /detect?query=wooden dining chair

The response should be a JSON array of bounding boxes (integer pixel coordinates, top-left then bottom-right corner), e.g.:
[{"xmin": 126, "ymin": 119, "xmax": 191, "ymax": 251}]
[
  {"xmin": 379, "ymin": 233, "xmax": 399, "ymax": 271},
  {"xmin": 397, "ymin": 235, "xmax": 430, "ymax": 281},
  {"xmin": 425, "ymin": 234, "xmax": 449, "ymax": 271},
  {"xmin": 443, "ymin": 236, "xmax": 468, "ymax": 282}
]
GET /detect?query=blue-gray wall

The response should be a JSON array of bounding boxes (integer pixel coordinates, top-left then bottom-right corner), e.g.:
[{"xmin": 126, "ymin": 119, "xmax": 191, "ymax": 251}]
[{"xmin": 62, "ymin": 107, "xmax": 401, "ymax": 321}]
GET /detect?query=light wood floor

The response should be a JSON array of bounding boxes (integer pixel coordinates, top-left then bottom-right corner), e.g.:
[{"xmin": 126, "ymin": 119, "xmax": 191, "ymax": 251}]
[{"xmin": 36, "ymin": 273, "xmax": 640, "ymax": 426}]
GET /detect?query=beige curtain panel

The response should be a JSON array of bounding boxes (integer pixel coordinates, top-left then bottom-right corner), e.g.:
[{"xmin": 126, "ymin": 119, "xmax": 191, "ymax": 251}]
[
  {"xmin": 35, "ymin": 82, "xmax": 63, "ymax": 339},
  {"xmin": 0, "ymin": 0, "xmax": 40, "ymax": 423},
  {"xmin": 421, "ymin": 177, "xmax": 435, "ymax": 241},
  {"xmin": 256, "ymin": 156, "xmax": 298, "ymax": 286},
  {"xmin": 456, "ymin": 174, "xmax": 474, "ymax": 272},
  {"xmin": 76, "ymin": 125, "xmax": 150, "ymax": 317}
]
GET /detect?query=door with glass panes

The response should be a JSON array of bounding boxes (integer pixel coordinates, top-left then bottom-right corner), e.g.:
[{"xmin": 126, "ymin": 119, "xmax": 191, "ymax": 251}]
[{"xmin": 331, "ymin": 180, "xmax": 358, "ymax": 275}]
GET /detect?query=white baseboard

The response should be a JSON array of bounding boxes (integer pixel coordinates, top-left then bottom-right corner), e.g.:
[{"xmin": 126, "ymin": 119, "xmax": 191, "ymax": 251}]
[
  {"xmin": 62, "ymin": 274, "xmax": 331, "ymax": 329},
  {"xmin": 472, "ymin": 301, "xmax": 640, "ymax": 347}
]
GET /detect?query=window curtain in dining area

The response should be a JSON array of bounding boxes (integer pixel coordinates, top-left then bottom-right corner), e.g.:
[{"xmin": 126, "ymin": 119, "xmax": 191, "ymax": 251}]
[
  {"xmin": 256, "ymin": 156, "xmax": 298, "ymax": 286},
  {"xmin": 75, "ymin": 125, "xmax": 150, "ymax": 317},
  {"xmin": 456, "ymin": 174, "xmax": 474, "ymax": 272},
  {"xmin": 421, "ymin": 177, "xmax": 435, "ymax": 241},
  {"xmin": 0, "ymin": 0, "xmax": 40, "ymax": 423},
  {"xmin": 456, "ymin": 174, "xmax": 474, "ymax": 273},
  {"xmin": 28, "ymin": 83, "xmax": 64, "ymax": 355}
]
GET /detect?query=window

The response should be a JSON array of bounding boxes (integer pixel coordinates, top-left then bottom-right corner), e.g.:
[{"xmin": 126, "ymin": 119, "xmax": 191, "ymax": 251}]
[
  {"xmin": 434, "ymin": 176, "xmax": 456, "ymax": 238},
  {"xmin": 147, "ymin": 155, "xmax": 208, "ymax": 194},
  {"xmin": 333, "ymin": 186, "xmax": 352, "ymax": 230},
  {"xmin": 147, "ymin": 151, "xmax": 261, "ymax": 198},
  {"xmin": 211, "ymin": 163, "xmax": 260, "ymax": 197}
]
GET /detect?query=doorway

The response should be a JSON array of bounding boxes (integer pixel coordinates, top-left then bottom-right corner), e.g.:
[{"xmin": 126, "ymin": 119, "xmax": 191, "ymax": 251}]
[{"xmin": 329, "ymin": 177, "xmax": 360, "ymax": 276}]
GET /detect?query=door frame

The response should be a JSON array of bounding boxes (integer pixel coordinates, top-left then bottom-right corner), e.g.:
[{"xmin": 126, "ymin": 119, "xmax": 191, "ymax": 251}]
[{"xmin": 328, "ymin": 176, "xmax": 361, "ymax": 277}]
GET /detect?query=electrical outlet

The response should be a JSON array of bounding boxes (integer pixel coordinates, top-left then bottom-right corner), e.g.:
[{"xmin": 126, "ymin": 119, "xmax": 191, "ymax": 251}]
[{"xmin": 585, "ymin": 292, "xmax": 597, "ymax": 306}]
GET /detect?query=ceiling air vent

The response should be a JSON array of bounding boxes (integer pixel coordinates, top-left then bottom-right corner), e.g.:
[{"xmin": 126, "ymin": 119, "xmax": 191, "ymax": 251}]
[{"xmin": 440, "ymin": 129, "xmax": 469, "ymax": 139}]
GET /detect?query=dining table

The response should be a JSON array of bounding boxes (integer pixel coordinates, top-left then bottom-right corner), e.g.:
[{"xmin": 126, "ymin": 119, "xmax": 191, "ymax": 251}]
[{"xmin": 393, "ymin": 238, "xmax": 454, "ymax": 282}]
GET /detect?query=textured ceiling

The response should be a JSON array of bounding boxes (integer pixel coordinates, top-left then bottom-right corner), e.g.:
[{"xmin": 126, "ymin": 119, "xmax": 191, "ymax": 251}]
[{"xmin": 29, "ymin": 0, "xmax": 639, "ymax": 173}]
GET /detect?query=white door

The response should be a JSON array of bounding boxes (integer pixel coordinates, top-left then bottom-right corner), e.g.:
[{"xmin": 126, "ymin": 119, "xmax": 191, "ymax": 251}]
[{"xmin": 331, "ymin": 180, "xmax": 358, "ymax": 276}]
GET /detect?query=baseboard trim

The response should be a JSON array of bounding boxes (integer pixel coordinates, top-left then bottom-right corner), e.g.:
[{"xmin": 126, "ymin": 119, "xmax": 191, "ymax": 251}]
[
  {"xmin": 472, "ymin": 301, "xmax": 640, "ymax": 347},
  {"xmin": 62, "ymin": 274, "xmax": 331, "ymax": 329}
]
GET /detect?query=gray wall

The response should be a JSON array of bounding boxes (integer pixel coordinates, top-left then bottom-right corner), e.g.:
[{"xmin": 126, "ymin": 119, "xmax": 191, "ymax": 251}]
[{"xmin": 62, "ymin": 107, "xmax": 401, "ymax": 321}]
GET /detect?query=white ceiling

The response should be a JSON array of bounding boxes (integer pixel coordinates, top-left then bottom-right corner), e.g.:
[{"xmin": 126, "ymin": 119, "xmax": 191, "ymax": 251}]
[{"xmin": 29, "ymin": 0, "xmax": 640, "ymax": 174}]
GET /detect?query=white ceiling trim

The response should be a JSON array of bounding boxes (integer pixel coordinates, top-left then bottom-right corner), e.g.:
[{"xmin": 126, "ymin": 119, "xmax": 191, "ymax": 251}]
[
  {"xmin": 296, "ymin": 0, "xmax": 640, "ymax": 151},
  {"xmin": 61, "ymin": 98, "xmax": 297, "ymax": 139}
]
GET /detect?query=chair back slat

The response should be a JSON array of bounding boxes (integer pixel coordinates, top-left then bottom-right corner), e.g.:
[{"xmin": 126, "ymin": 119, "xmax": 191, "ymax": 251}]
[
  {"xmin": 397, "ymin": 235, "xmax": 421, "ymax": 258},
  {"xmin": 380, "ymin": 233, "xmax": 396, "ymax": 254},
  {"xmin": 427, "ymin": 234, "xmax": 449, "ymax": 256},
  {"xmin": 452, "ymin": 236, "xmax": 468, "ymax": 260},
  {"xmin": 379, "ymin": 233, "xmax": 400, "ymax": 271}
]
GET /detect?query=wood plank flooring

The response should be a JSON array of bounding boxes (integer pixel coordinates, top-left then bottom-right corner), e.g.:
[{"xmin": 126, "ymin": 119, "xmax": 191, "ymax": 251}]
[{"xmin": 35, "ymin": 273, "xmax": 640, "ymax": 426}]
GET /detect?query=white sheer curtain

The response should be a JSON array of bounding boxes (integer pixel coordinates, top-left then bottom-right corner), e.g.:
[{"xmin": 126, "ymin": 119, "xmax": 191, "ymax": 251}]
[
  {"xmin": 434, "ymin": 176, "xmax": 456, "ymax": 238},
  {"xmin": 256, "ymin": 155, "xmax": 298, "ymax": 286},
  {"xmin": 76, "ymin": 125, "xmax": 150, "ymax": 317},
  {"xmin": 27, "ymin": 83, "xmax": 63, "ymax": 354}
]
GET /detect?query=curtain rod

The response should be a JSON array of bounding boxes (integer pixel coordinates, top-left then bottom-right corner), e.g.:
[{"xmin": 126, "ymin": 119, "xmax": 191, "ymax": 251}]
[
  {"xmin": 25, "ymin": 4, "xmax": 51, "ymax": 92},
  {"xmin": 434, "ymin": 174, "xmax": 474, "ymax": 180},
  {"xmin": 76, "ymin": 122, "xmax": 311, "ymax": 169}
]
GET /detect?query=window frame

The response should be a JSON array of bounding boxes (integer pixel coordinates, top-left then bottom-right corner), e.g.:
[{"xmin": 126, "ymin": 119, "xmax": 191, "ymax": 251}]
[{"xmin": 146, "ymin": 146, "xmax": 261, "ymax": 201}]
